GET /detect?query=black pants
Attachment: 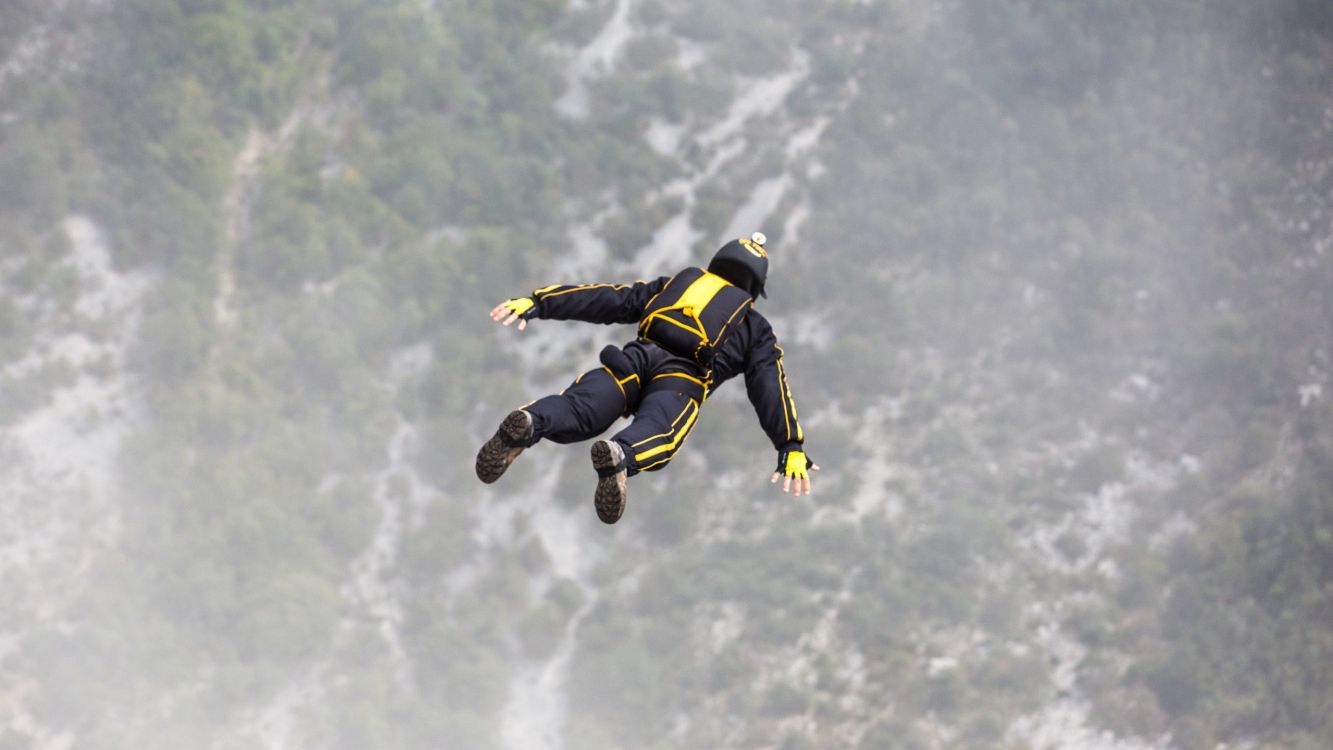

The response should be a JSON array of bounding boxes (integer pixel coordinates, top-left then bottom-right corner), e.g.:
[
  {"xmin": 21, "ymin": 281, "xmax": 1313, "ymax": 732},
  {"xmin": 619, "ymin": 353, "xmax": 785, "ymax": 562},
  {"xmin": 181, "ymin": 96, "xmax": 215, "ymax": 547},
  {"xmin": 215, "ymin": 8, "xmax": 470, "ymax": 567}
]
[{"xmin": 523, "ymin": 341, "xmax": 705, "ymax": 476}]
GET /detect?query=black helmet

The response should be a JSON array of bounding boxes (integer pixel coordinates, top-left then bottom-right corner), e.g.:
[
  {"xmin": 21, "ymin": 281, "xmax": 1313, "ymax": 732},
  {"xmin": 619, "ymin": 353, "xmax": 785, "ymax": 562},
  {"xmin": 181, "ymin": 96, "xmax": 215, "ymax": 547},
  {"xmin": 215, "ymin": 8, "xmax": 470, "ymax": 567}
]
[{"xmin": 708, "ymin": 232, "xmax": 769, "ymax": 298}]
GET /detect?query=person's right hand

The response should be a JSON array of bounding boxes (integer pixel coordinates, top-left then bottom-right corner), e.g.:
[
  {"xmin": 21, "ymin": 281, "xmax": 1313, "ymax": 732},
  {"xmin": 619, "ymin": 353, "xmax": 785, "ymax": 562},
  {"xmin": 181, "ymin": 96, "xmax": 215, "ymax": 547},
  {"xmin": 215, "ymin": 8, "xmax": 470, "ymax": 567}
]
[{"xmin": 490, "ymin": 297, "xmax": 535, "ymax": 331}]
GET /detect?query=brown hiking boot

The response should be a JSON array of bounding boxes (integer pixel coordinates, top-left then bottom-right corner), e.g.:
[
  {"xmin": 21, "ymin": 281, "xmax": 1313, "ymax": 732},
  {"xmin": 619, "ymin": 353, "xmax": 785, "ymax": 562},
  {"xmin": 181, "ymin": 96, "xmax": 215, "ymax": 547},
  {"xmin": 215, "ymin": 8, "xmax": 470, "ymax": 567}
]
[
  {"xmin": 591, "ymin": 439, "xmax": 629, "ymax": 524},
  {"xmin": 475, "ymin": 410, "xmax": 533, "ymax": 484}
]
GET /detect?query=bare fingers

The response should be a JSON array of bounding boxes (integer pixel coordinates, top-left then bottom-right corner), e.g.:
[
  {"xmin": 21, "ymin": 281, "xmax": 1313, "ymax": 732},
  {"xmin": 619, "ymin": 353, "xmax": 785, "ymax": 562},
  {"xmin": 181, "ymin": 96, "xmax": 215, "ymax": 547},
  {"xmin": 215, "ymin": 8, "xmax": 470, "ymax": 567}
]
[
  {"xmin": 770, "ymin": 465, "xmax": 819, "ymax": 496},
  {"xmin": 489, "ymin": 305, "xmax": 528, "ymax": 331}
]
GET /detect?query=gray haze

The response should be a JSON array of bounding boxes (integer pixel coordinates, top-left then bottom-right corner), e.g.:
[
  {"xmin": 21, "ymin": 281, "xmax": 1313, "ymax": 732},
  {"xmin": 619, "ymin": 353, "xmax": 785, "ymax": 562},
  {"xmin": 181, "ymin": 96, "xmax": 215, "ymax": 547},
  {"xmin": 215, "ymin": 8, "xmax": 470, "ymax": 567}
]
[{"xmin": 1, "ymin": 1, "xmax": 1330, "ymax": 749}]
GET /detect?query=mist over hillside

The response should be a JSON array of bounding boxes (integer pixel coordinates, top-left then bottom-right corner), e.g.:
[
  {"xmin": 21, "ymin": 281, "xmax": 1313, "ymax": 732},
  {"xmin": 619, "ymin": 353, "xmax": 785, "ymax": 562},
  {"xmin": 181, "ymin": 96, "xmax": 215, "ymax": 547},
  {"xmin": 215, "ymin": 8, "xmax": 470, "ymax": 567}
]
[{"xmin": 1, "ymin": 1, "xmax": 1330, "ymax": 749}]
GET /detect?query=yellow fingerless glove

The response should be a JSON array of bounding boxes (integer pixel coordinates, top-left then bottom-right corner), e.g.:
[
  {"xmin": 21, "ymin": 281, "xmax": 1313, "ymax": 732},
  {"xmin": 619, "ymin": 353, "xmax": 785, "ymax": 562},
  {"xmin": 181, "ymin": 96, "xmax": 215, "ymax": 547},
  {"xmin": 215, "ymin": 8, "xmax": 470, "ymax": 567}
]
[
  {"xmin": 501, "ymin": 297, "xmax": 536, "ymax": 318},
  {"xmin": 776, "ymin": 449, "xmax": 812, "ymax": 481}
]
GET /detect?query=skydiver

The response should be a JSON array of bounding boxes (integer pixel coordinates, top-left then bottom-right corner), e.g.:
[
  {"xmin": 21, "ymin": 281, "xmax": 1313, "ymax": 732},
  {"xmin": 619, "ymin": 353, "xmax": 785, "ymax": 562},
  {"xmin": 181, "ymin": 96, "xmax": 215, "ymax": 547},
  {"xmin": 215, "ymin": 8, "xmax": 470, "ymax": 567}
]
[{"xmin": 475, "ymin": 232, "xmax": 817, "ymax": 524}]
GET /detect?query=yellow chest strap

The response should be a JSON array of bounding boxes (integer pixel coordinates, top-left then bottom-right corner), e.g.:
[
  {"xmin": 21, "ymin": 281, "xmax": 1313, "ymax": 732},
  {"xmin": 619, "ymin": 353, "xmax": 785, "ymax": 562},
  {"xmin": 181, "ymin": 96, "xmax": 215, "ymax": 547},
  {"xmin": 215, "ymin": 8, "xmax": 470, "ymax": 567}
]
[{"xmin": 642, "ymin": 271, "xmax": 734, "ymax": 341}]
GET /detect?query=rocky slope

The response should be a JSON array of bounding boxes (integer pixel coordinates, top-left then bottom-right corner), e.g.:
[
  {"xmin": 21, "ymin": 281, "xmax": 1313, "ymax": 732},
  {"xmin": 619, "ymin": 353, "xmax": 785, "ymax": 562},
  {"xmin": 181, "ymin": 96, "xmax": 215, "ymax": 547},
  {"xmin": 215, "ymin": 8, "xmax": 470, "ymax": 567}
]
[{"xmin": 0, "ymin": 2, "xmax": 1328, "ymax": 749}]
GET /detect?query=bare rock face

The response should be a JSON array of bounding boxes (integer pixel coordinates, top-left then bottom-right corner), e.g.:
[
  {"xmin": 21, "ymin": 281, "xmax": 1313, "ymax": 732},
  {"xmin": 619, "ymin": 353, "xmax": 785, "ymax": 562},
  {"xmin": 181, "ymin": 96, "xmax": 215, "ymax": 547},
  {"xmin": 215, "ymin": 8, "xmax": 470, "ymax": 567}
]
[{"xmin": 2, "ymin": 2, "xmax": 1330, "ymax": 749}]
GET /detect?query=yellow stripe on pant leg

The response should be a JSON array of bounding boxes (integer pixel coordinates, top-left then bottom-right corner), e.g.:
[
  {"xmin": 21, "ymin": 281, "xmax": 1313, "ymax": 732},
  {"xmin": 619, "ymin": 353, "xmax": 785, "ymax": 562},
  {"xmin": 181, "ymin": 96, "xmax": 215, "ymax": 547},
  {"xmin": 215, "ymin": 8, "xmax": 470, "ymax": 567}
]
[
  {"xmin": 636, "ymin": 401, "xmax": 702, "ymax": 470},
  {"xmin": 634, "ymin": 399, "xmax": 700, "ymax": 463},
  {"xmin": 629, "ymin": 398, "xmax": 696, "ymax": 448},
  {"xmin": 603, "ymin": 366, "xmax": 625, "ymax": 400}
]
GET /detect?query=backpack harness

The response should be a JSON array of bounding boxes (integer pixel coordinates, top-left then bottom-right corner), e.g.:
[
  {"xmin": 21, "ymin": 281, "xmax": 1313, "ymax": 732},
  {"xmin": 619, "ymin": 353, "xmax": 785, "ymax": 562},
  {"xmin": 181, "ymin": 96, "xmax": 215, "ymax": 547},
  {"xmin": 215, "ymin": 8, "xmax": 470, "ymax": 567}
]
[
  {"xmin": 637, "ymin": 267, "xmax": 753, "ymax": 376},
  {"xmin": 592, "ymin": 268, "xmax": 750, "ymax": 416}
]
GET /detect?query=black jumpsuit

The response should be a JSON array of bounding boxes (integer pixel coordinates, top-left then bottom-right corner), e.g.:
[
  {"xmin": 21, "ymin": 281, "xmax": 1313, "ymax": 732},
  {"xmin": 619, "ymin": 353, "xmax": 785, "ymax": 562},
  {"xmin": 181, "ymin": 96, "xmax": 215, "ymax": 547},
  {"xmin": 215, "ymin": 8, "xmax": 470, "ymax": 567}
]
[{"xmin": 518, "ymin": 272, "xmax": 805, "ymax": 476}]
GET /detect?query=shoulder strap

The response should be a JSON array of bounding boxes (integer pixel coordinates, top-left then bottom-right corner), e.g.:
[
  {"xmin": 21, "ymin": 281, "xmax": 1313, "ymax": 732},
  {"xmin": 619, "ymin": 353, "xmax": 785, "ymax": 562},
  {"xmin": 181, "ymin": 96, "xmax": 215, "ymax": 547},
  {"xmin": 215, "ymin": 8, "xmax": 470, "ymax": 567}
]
[{"xmin": 638, "ymin": 268, "xmax": 752, "ymax": 364}]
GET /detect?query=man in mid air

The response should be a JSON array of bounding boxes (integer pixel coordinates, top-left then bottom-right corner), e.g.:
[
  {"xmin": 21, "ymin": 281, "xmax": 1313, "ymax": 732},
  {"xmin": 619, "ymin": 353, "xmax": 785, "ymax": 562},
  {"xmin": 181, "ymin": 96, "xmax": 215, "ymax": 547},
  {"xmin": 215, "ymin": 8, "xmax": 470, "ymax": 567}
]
[{"xmin": 476, "ymin": 232, "xmax": 818, "ymax": 524}]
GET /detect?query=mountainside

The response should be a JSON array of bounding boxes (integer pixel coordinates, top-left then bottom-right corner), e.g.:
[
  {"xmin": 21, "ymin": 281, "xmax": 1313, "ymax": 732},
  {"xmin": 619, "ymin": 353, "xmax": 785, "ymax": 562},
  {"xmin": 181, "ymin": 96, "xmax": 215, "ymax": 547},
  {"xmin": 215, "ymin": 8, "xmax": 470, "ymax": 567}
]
[{"xmin": 1, "ymin": 1, "xmax": 1330, "ymax": 749}]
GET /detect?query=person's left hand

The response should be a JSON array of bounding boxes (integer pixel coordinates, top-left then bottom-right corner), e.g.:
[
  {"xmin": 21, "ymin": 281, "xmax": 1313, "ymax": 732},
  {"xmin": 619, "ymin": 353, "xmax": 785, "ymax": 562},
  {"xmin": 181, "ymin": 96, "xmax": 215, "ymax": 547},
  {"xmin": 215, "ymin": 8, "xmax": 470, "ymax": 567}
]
[
  {"xmin": 771, "ymin": 449, "xmax": 819, "ymax": 496},
  {"xmin": 490, "ymin": 297, "xmax": 535, "ymax": 331}
]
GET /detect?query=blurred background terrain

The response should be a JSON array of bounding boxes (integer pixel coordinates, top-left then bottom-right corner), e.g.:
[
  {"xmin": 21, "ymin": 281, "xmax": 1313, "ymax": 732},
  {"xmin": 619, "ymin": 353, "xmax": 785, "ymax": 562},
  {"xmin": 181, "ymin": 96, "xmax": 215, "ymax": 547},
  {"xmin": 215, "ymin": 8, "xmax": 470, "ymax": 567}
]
[{"xmin": 0, "ymin": 1, "xmax": 1330, "ymax": 748}]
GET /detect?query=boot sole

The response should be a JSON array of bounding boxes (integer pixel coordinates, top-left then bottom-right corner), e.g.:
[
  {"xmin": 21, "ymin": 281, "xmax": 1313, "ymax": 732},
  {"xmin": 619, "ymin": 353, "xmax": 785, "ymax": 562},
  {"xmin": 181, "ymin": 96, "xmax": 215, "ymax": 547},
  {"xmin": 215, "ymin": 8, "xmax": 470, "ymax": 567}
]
[
  {"xmin": 591, "ymin": 440, "xmax": 628, "ymax": 524},
  {"xmin": 475, "ymin": 410, "xmax": 531, "ymax": 484}
]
